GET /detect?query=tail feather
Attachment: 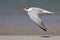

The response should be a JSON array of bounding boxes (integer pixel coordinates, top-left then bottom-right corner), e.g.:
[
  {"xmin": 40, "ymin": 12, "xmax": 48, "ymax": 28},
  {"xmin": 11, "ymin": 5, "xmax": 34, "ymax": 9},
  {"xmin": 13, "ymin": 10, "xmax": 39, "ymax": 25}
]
[{"xmin": 43, "ymin": 10, "xmax": 54, "ymax": 14}]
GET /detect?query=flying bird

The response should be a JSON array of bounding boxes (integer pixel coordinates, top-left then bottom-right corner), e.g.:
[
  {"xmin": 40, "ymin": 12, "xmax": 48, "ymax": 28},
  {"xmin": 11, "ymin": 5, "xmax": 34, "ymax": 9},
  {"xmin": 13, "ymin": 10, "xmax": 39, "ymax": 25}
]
[{"xmin": 21, "ymin": 7, "xmax": 54, "ymax": 31}]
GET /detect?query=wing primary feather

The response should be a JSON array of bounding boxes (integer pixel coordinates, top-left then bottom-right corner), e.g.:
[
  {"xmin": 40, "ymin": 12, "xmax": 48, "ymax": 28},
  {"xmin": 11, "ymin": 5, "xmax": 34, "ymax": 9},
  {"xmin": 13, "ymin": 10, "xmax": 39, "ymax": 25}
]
[
  {"xmin": 38, "ymin": 25, "xmax": 47, "ymax": 31},
  {"xmin": 36, "ymin": 22, "xmax": 47, "ymax": 31}
]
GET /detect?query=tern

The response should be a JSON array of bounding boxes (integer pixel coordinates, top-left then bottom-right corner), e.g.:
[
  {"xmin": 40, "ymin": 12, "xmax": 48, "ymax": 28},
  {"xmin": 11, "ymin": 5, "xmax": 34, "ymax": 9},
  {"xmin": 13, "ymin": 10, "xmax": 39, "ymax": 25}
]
[{"xmin": 21, "ymin": 7, "xmax": 54, "ymax": 31}]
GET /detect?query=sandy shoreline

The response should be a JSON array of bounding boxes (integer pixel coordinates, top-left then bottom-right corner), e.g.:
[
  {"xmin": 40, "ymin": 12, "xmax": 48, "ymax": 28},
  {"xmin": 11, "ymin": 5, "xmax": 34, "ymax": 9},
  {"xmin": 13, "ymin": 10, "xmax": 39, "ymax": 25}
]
[
  {"xmin": 0, "ymin": 35, "xmax": 60, "ymax": 40},
  {"xmin": 0, "ymin": 26, "xmax": 60, "ymax": 35}
]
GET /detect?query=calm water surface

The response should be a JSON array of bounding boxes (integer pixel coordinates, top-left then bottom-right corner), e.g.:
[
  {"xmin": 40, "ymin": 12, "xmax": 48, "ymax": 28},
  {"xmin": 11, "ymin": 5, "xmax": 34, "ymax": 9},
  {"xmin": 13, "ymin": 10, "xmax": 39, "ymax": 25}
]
[{"xmin": 0, "ymin": 14, "xmax": 60, "ymax": 27}]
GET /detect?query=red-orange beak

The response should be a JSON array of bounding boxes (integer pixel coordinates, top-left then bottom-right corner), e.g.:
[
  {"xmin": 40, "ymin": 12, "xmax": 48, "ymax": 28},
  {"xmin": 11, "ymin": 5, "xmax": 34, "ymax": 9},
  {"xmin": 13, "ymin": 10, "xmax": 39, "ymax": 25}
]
[{"xmin": 20, "ymin": 8, "xmax": 26, "ymax": 11}]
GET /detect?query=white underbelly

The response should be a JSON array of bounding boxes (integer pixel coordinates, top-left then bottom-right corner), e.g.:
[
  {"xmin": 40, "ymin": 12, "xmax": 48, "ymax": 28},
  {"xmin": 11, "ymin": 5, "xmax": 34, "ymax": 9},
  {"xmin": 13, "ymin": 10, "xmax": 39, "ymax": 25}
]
[{"xmin": 28, "ymin": 14, "xmax": 41, "ymax": 24}]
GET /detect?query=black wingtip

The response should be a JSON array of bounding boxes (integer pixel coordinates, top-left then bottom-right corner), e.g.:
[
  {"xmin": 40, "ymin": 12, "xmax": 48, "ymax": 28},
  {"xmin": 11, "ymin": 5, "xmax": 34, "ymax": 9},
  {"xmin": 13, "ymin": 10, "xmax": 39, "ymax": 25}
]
[
  {"xmin": 40, "ymin": 27, "xmax": 47, "ymax": 31},
  {"xmin": 43, "ymin": 28, "xmax": 47, "ymax": 31},
  {"xmin": 35, "ymin": 22, "xmax": 47, "ymax": 31}
]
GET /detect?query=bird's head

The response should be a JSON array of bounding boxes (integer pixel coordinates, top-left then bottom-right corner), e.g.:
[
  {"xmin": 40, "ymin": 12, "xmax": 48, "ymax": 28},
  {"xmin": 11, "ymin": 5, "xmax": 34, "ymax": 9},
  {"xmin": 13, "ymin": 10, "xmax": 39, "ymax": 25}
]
[
  {"xmin": 21, "ymin": 7, "xmax": 33, "ymax": 11},
  {"xmin": 20, "ymin": 8, "xmax": 27, "ymax": 11}
]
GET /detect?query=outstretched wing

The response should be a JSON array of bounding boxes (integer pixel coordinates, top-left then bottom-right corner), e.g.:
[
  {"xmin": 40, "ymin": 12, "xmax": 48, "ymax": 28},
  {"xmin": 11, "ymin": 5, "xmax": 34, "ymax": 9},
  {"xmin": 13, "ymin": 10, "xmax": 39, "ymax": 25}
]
[
  {"xmin": 36, "ymin": 21, "xmax": 47, "ymax": 31},
  {"xmin": 29, "ymin": 14, "xmax": 47, "ymax": 31},
  {"xmin": 35, "ymin": 17, "xmax": 47, "ymax": 31}
]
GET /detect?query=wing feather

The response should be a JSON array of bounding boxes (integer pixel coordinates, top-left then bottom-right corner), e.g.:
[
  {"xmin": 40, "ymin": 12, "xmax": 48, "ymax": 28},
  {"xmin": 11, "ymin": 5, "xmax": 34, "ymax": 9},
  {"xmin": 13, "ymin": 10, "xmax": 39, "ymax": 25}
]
[{"xmin": 29, "ymin": 14, "xmax": 47, "ymax": 31}]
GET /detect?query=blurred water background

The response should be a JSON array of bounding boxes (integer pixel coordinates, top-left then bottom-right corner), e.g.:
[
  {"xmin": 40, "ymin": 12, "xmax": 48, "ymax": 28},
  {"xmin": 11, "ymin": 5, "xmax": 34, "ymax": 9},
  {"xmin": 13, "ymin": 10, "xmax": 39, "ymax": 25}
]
[{"xmin": 0, "ymin": 0, "xmax": 60, "ymax": 27}]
